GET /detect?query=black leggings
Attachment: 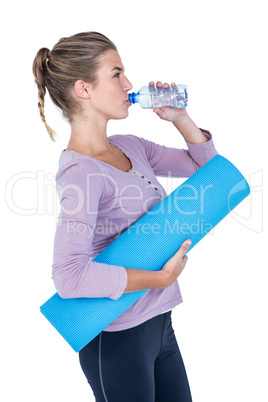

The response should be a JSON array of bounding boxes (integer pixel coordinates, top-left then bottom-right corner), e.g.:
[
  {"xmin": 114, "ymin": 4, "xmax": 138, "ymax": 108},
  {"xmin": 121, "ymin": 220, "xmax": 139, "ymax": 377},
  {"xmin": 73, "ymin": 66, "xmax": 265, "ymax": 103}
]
[{"xmin": 79, "ymin": 311, "xmax": 192, "ymax": 402}]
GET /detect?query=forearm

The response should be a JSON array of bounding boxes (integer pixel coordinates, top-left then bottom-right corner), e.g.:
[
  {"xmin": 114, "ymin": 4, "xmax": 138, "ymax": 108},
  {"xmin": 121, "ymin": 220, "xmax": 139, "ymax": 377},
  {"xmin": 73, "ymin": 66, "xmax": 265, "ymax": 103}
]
[
  {"xmin": 173, "ymin": 111, "xmax": 208, "ymax": 145},
  {"xmin": 124, "ymin": 268, "xmax": 167, "ymax": 293},
  {"xmin": 124, "ymin": 239, "xmax": 191, "ymax": 293}
]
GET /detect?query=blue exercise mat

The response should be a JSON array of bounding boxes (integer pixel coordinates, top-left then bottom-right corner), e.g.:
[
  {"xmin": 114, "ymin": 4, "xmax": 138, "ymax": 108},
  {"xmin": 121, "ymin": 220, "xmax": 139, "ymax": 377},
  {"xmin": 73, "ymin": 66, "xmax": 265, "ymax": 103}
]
[{"xmin": 40, "ymin": 155, "xmax": 250, "ymax": 352}]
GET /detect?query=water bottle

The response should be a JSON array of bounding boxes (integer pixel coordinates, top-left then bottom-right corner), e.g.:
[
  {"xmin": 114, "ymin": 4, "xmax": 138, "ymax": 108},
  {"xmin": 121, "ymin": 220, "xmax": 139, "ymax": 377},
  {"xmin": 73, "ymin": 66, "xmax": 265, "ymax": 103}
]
[{"xmin": 128, "ymin": 84, "xmax": 188, "ymax": 109}]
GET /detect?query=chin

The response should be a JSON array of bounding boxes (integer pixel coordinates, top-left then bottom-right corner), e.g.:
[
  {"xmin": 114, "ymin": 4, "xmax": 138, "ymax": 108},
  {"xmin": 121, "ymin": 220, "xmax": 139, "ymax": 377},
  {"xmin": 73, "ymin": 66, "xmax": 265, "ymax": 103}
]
[{"xmin": 112, "ymin": 111, "xmax": 129, "ymax": 120}]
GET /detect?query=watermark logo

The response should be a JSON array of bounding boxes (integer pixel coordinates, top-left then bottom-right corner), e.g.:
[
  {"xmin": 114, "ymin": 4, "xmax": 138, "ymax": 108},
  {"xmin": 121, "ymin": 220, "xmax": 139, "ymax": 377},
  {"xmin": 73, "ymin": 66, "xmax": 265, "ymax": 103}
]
[
  {"xmin": 5, "ymin": 169, "xmax": 263, "ymax": 234},
  {"xmin": 5, "ymin": 170, "xmax": 57, "ymax": 216},
  {"xmin": 229, "ymin": 169, "xmax": 263, "ymax": 233}
]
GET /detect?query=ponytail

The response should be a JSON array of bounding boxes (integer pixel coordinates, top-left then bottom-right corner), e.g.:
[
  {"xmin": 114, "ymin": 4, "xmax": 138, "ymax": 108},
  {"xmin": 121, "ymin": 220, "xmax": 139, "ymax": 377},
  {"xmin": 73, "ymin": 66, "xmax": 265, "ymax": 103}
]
[{"xmin": 32, "ymin": 48, "xmax": 57, "ymax": 141}]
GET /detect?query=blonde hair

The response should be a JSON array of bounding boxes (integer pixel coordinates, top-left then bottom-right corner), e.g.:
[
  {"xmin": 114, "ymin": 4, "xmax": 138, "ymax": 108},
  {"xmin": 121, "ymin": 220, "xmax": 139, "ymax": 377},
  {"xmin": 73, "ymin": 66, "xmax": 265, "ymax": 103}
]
[{"xmin": 32, "ymin": 32, "xmax": 117, "ymax": 141}]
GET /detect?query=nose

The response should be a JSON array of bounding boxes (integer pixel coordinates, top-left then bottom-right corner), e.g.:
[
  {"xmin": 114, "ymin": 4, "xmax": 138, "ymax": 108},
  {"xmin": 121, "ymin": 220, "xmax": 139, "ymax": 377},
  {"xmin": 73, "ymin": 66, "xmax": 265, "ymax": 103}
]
[{"xmin": 124, "ymin": 76, "xmax": 133, "ymax": 92}]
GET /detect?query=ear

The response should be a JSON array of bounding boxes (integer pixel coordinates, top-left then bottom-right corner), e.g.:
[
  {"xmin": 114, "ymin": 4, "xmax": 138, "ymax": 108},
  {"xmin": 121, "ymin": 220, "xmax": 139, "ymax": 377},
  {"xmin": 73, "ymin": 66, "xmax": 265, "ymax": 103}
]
[{"xmin": 74, "ymin": 80, "xmax": 91, "ymax": 99}]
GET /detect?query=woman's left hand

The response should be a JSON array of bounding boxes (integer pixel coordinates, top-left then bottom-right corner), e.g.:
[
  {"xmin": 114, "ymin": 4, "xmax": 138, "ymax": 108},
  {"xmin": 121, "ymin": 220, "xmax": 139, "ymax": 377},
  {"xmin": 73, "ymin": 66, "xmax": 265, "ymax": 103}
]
[{"xmin": 149, "ymin": 81, "xmax": 188, "ymax": 123}]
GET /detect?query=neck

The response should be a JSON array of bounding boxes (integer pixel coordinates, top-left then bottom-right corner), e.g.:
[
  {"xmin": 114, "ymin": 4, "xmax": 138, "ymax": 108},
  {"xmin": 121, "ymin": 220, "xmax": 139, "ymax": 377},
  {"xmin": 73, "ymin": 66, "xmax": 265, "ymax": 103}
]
[{"xmin": 68, "ymin": 114, "xmax": 112, "ymax": 155}]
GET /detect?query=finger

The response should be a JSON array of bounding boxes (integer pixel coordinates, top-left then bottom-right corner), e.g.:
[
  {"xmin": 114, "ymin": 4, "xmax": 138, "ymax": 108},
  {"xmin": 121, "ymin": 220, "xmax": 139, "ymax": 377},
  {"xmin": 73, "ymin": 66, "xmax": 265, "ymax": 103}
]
[
  {"xmin": 180, "ymin": 255, "xmax": 189, "ymax": 270},
  {"xmin": 176, "ymin": 239, "xmax": 192, "ymax": 259},
  {"xmin": 153, "ymin": 109, "xmax": 164, "ymax": 118},
  {"xmin": 153, "ymin": 108, "xmax": 167, "ymax": 119},
  {"xmin": 168, "ymin": 240, "xmax": 191, "ymax": 263}
]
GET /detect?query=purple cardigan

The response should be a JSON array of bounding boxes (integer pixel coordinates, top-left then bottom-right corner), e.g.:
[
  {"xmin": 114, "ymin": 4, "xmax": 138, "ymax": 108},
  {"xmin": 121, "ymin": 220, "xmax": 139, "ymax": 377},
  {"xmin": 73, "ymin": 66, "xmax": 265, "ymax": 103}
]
[{"xmin": 51, "ymin": 131, "xmax": 218, "ymax": 331}]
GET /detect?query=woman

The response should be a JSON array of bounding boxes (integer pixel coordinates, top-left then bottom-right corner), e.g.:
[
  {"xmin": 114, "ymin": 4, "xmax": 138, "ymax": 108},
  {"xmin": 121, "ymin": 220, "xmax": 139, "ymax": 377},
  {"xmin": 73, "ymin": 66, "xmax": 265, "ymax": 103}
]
[{"xmin": 33, "ymin": 31, "xmax": 218, "ymax": 402}]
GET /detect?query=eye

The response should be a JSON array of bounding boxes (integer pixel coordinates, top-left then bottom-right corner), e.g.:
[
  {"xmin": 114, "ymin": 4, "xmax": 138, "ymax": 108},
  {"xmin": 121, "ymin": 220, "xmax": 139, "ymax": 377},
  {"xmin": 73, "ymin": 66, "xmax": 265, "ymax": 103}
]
[{"xmin": 113, "ymin": 72, "xmax": 120, "ymax": 78}]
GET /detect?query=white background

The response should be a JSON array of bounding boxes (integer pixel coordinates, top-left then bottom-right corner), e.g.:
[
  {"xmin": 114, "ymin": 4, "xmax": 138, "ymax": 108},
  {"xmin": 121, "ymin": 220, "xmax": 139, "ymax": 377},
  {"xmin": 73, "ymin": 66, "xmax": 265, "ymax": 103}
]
[{"xmin": 2, "ymin": 0, "xmax": 267, "ymax": 401}]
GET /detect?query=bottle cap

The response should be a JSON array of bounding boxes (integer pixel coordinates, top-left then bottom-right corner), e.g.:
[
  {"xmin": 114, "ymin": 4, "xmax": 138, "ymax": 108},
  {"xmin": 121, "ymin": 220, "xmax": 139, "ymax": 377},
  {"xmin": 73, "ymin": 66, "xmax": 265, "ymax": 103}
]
[{"xmin": 128, "ymin": 92, "xmax": 138, "ymax": 104}]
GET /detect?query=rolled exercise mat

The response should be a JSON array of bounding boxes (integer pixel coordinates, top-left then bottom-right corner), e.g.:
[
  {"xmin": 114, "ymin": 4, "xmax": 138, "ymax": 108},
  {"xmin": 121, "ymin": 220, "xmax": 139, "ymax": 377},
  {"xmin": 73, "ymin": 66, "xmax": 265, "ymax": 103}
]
[{"xmin": 40, "ymin": 155, "xmax": 250, "ymax": 352}]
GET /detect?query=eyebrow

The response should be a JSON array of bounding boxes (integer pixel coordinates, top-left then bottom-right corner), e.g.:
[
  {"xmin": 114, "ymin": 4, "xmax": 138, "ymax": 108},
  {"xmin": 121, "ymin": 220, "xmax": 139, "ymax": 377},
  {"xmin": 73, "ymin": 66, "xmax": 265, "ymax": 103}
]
[{"xmin": 111, "ymin": 67, "xmax": 124, "ymax": 72}]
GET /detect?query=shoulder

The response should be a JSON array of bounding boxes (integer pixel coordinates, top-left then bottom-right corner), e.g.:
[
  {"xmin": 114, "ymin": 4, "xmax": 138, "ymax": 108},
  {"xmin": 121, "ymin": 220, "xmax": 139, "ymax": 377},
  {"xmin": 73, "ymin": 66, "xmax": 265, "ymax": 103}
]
[
  {"xmin": 54, "ymin": 152, "xmax": 109, "ymax": 204},
  {"xmin": 55, "ymin": 150, "xmax": 105, "ymax": 188}
]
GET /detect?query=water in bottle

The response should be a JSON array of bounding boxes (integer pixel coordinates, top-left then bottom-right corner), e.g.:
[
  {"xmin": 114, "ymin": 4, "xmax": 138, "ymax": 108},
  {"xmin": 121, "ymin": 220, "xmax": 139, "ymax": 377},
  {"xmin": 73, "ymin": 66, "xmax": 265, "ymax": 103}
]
[{"xmin": 128, "ymin": 84, "xmax": 188, "ymax": 109}]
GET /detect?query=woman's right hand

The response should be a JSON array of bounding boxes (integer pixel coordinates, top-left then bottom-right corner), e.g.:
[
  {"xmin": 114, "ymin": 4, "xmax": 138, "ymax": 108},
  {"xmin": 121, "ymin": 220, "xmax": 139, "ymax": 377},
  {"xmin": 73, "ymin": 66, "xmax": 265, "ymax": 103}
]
[
  {"xmin": 160, "ymin": 239, "xmax": 192, "ymax": 288},
  {"xmin": 124, "ymin": 239, "xmax": 192, "ymax": 294}
]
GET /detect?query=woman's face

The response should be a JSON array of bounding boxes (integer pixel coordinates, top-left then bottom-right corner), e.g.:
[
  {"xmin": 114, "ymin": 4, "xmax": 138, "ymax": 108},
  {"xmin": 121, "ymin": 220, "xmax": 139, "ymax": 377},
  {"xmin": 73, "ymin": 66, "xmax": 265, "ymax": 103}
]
[{"xmin": 89, "ymin": 50, "xmax": 133, "ymax": 121}]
